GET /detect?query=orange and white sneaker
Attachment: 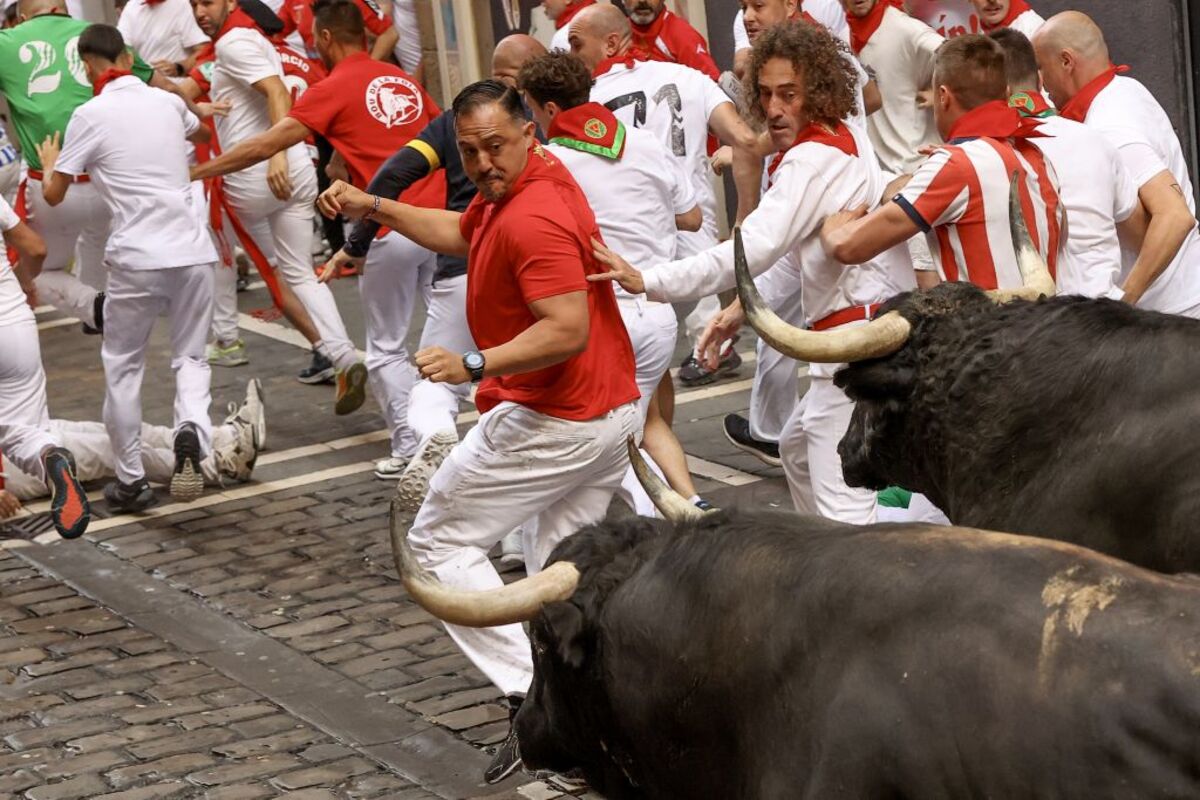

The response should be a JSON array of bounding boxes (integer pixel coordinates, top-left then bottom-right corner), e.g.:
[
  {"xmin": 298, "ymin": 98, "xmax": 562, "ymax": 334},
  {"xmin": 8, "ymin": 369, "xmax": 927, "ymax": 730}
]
[
  {"xmin": 42, "ymin": 447, "xmax": 90, "ymax": 540},
  {"xmin": 334, "ymin": 362, "xmax": 368, "ymax": 416}
]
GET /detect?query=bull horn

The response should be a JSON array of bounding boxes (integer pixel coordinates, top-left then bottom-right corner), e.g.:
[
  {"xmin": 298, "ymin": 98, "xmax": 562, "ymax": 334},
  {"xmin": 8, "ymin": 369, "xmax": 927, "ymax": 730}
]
[
  {"xmin": 734, "ymin": 226, "xmax": 912, "ymax": 363},
  {"xmin": 987, "ymin": 172, "xmax": 1057, "ymax": 303},
  {"xmin": 389, "ymin": 498, "xmax": 579, "ymax": 628},
  {"xmin": 627, "ymin": 436, "xmax": 712, "ymax": 522}
]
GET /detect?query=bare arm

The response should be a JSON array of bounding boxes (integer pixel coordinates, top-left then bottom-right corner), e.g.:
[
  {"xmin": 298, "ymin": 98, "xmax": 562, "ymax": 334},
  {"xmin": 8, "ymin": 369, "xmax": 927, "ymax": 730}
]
[
  {"xmin": 191, "ymin": 117, "xmax": 311, "ymax": 181},
  {"xmin": 822, "ymin": 201, "xmax": 921, "ymax": 264},
  {"xmin": 251, "ymin": 75, "xmax": 297, "ymax": 201},
  {"xmin": 733, "ymin": 131, "xmax": 773, "ymax": 224},
  {"xmin": 862, "ymin": 78, "xmax": 882, "ymax": 116},
  {"xmin": 675, "ymin": 204, "xmax": 702, "ymax": 232},
  {"xmin": 317, "ymin": 179, "xmax": 468, "ymax": 257},
  {"xmin": 708, "ymin": 102, "xmax": 758, "ymax": 151},
  {"xmin": 1121, "ymin": 170, "xmax": 1197, "ymax": 305},
  {"xmin": 149, "ymin": 70, "xmax": 209, "ymax": 121},
  {"xmin": 3, "ymin": 221, "xmax": 47, "ymax": 286},
  {"xmin": 370, "ymin": 26, "xmax": 399, "ymax": 61}
]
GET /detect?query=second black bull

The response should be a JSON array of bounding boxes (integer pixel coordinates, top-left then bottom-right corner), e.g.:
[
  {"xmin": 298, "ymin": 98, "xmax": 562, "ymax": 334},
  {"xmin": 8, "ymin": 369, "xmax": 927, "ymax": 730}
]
[{"xmin": 736, "ymin": 184, "xmax": 1200, "ymax": 573}]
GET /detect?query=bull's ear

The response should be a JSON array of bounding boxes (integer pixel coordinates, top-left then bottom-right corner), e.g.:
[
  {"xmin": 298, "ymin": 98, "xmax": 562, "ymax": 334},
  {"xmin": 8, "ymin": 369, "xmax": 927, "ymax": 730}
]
[{"xmin": 541, "ymin": 601, "xmax": 587, "ymax": 669}]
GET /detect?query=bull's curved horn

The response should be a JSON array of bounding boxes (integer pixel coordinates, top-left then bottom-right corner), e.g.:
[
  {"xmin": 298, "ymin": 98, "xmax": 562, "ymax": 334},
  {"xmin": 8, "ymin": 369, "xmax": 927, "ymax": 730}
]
[
  {"xmin": 627, "ymin": 436, "xmax": 712, "ymax": 523},
  {"xmin": 987, "ymin": 172, "xmax": 1057, "ymax": 303},
  {"xmin": 734, "ymin": 227, "xmax": 911, "ymax": 363},
  {"xmin": 389, "ymin": 499, "xmax": 579, "ymax": 627}
]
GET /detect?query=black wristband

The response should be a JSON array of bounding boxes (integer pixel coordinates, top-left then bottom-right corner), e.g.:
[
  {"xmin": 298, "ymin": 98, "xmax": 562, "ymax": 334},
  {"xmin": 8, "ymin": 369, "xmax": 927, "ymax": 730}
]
[{"xmin": 341, "ymin": 240, "xmax": 370, "ymax": 259}]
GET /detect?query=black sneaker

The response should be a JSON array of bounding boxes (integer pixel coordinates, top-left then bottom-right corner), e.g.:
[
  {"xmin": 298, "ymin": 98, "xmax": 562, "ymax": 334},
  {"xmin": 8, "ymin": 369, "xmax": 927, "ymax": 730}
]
[
  {"xmin": 43, "ymin": 447, "xmax": 90, "ymax": 539},
  {"xmin": 297, "ymin": 350, "xmax": 336, "ymax": 385},
  {"xmin": 170, "ymin": 422, "xmax": 204, "ymax": 502},
  {"xmin": 81, "ymin": 291, "xmax": 105, "ymax": 336},
  {"xmin": 484, "ymin": 696, "xmax": 524, "ymax": 784},
  {"xmin": 679, "ymin": 344, "xmax": 742, "ymax": 387},
  {"xmin": 722, "ymin": 413, "xmax": 781, "ymax": 467},
  {"xmin": 103, "ymin": 477, "xmax": 156, "ymax": 513}
]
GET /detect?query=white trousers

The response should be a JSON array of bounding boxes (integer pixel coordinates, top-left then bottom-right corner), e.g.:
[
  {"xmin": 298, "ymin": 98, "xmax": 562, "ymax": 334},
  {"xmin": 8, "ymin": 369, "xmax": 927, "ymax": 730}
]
[
  {"xmin": 408, "ymin": 400, "xmax": 640, "ymax": 696},
  {"xmin": 780, "ymin": 371, "xmax": 877, "ymax": 525},
  {"xmin": 749, "ymin": 288, "xmax": 802, "ymax": 444},
  {"xmin": 407, "ymin": 273, "xmax": 476, "ymax": 446},
  {"xmin": 102, "ymin": 264, "xmax": 214, "ymax": 484},
  {"xmin": 0, "ymin": 316, "xmax": 59, "ymax": 482},
  {"xmin": 360, "ymin": 232, "xmax": 435, "ymax": 459},
  {"xmin": 677, "ymin": 214, "xmax": 721, "ymax": 351},
  {"xmin": 24, "ymin": 176, "xmax": 106, "ymax": 327},
  {"xmin": 224, "ymin": 167, "xmax": 356, "ymax": 369},
  {"xmin": 3, "ymin": 419, "xmax": 235, "ymax": 500}
]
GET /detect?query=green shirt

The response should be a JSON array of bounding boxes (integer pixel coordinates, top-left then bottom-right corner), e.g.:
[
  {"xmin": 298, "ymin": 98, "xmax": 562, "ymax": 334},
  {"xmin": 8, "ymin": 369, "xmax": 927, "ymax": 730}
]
[{"xmin": 0, "ymin": 13, "xmax": 153, "ymax": 170}]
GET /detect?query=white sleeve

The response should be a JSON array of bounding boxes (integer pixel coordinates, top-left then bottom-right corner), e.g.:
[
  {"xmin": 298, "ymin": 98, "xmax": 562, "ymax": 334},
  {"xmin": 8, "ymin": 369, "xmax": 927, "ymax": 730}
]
[
  {"xmin": 701, "ymin": 76, "xmax": 732, "ymax": 120},
  {"xmin": 215, "ymin": 33, "xmax": 279, "ymax": 87},
  {"xmin": 0, "ymin": 194, "xmax": 19, "ymax": 232},
  {"xmin": 55, "ymin": 113, "xmax": 98, "ymax": 177},
  {"xmin": 175, "ymin": 0, "xmax": 212, "ymax": 50},
  {"xmin": 732, "ymin": 9, "xmax": 749, "ymax": 52},
  {"xmin": 1111, "ymin": 150, "xmax": 1139, "ymax": 223},
  {"xmin": 170, "ymin": 93, "xmax": 200, "ymax": 137},
  {"xmin": 753, "ymin": 253, "xmax": 803, "ymax": 311},
  {"xmin": 642, "ymin": 155, "xmax": 826, "ymax": 302}
]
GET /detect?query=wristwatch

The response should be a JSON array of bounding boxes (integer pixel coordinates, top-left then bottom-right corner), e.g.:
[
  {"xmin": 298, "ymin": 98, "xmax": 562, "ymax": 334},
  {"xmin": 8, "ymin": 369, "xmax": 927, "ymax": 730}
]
[{"xmin": 462, "ymin": 350, "xmax": 486, "ymax": 383}]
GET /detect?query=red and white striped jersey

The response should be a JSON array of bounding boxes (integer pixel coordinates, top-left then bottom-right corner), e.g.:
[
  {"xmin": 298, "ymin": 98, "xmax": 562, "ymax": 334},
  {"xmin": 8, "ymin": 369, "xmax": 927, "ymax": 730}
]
[{"xmin": 896, "ymin": 136, "xmax": 1063, "ymax": 290}]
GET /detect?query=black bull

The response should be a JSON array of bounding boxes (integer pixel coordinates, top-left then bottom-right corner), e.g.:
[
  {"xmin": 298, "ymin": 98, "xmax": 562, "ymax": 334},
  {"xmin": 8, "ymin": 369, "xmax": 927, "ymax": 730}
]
[
  {"xmin": 835, "ymin": 285, "xmax": 1200, "ymax": 574},
  {"xmin": 392, "ymin": 506, "xmax": 1200, "ymax": 799}
]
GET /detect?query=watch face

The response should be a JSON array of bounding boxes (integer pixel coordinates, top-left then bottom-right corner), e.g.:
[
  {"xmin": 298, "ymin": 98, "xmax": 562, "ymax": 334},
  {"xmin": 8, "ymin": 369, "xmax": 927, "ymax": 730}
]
[{"xmin": 464, "ymin": 352, "xmax": 485, "ymax": 370}]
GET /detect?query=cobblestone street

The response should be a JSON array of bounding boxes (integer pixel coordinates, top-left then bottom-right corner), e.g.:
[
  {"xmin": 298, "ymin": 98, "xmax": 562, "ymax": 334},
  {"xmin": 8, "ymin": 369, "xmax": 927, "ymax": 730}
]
[{"xmin": 1, "ymin": 276, "xmax": 794, "ymax": 798}]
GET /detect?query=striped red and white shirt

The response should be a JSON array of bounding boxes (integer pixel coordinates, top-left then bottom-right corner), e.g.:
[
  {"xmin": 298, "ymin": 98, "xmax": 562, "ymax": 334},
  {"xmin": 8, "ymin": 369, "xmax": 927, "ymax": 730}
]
[{"xmin": 896, "ymin": 136, "xmax": 1062, "ymax": 290}]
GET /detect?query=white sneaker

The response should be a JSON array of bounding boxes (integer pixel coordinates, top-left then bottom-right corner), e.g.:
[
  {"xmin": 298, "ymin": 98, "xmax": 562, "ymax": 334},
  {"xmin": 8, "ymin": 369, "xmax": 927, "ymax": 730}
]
[
  {"xmin": 223, "ymin": 378, "xmax": 267, "ymax": 451},
  {"xmin": 214, "ymin": 416, "xmax": 258, "ymax": 482},
  {"xmin": 395, "ymin": 429, "xmax": 457, "ymax": 513},
  {"xmin": 374, "ymin": 456, "xmax": 409, "ymax": 480},
  {"xmin": 499, "ymin": 529, "xmax": 523, "ymax": 566}
]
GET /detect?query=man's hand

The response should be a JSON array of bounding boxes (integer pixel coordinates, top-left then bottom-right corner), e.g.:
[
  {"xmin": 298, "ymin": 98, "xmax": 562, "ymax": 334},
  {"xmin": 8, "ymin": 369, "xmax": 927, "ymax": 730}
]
[
  {"xmin": 153, "ymin": 59, "xmax": 181, "ymax": 77},
  {"xmin": 710, "ymin": 145, "xmax": 732, "ymax": 176},
  {"xmin": 266, "ymin": 152, "xmax": 293, "ymax": 201},
  {"xmin": 697, "ymin": 299, "xmax": 744, "ymax": 370},
  {"xmin": 916, "ymin": 88, "xmax": 935, "ymax": 109},
  {"xmin": 18, "ymin": 275, "xmax": 37, "ymax": 308},
  {"xmin": 319, "ymin": 249, "xmax": 366, "ymax": 283},
  {"xmin": 35, "ymin": 132, "xmax": 61, "ymax": 175},
  {"xmin": 587, "ymin": 237, "xmax": 645, "ymax": 295},
  {"xmin": 317, "ymin": 180, "xmax": 376, "ymax": 220},
  {"xmin": 415, "ymin": 346, "xmax": 470, "ymax": 384},
  {"xmin": 194, "ymin": 100, "xmax": 231, "ymax": 120},
  {"xmin": 0, "ymin": 490, "xmax": 22, "ymax": 520},
  {"xmin": 820, "ymin": 205, "xmax": 869, "ymax": 257}
]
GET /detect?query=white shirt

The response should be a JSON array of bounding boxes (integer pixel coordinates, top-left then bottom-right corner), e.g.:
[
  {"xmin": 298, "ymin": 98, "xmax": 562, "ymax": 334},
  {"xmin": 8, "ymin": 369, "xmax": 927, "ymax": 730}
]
[
  {"xmin": 117, "ymin": 0, "xmax": 209, "ymax": 67},
  {"xmin": 590, "ymin": 59, "xmax": 730, "ymax": 243},
  {"xmin": 642, "ymin": 123, "xmax": 915, "ymax": 345},
  {"xmin": 55, "ymin": 77, "xmax": 216, "ymax": 270},
  {"xmin": 550, "ymin": 24, "xmax": 570, "ymax": 53},
  {"xmin": 733, "ymin": 0, "xmax": 849, "ymax": 49},
  {"xmin": 858, "ymin": 5, "xmax": 943, "ymax": 174},
  {"xmin": 548, "ymin": 122, "xmax": 696, "ymax": 303},
  {"xmin": 0, "ymin": 194, "xmax": 30, "ymax": 327},
  {"xmin": 1007, "ymin": 8, "xmax": 1045, "ymax": 39},
  {"xmin": 1084, "ymin": 75, "xmax": 1200, "ymax": 314},
  {"xmin": 391, "ymin": 0, "xmax": 422, "ymax": 73},
  {"xmin": 1030, "ymin": 113, "xmax": 1137, "ymax": 299},
  {"xmin": 212, "ymin": 28, "xmax": 312, "ymax": 194}
]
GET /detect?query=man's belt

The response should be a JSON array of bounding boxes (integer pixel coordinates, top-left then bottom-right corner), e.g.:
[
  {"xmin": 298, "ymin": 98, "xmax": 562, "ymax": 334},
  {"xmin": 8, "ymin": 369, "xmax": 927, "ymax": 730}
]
[
  {"xmin": 27, "ymin": 169, "xmax": 90, "ymax": 183},
  {"xmin": 810, "ymin": 303, "xmax": 878, "ymax": 332}
]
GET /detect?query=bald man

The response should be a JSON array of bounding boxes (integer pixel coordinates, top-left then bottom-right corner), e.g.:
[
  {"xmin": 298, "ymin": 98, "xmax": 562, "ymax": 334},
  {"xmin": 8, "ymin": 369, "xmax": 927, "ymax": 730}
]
[
  {"xmin": 319, "ymin": 33, "xmax": 547, "ymax": 486},
  {"xmin": 1035, "ymin": 12, "xmax": 1200, "ymax": 317}
]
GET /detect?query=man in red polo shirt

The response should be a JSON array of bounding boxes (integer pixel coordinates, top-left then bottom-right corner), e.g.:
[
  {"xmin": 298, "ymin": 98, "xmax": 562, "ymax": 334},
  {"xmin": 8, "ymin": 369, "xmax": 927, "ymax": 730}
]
[
  {"xmin": 624, "ymin": 0, "xmax": 719, "ymax": 79},
  {"xmin": 192, "ymin": 0, "xmax": 445, "ymax": 474},
  {"xmin": 318, "ymin": 79, "xmax": 639, "ymax": 783}
]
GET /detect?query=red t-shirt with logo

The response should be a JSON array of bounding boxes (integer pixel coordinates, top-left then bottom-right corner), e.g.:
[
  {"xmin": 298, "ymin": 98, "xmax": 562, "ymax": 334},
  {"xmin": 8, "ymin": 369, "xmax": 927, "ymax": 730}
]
[
  {"xmin": 288, "ymin": 51, "xmax": 444, "ymax": 208},
  {"xmin": 458, "ymin": 144, "xmax": 639, "ymax": 421},
  {"xmin": 278, "ymin": 0, "xmax": 392, "ymax": 53}
]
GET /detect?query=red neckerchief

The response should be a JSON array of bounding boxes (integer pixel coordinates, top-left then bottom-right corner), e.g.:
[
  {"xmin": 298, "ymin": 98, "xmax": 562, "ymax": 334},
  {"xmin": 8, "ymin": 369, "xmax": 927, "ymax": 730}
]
[
  {"xmin": 801, "ymin": 10, "xmax": 819, "ymax": 27},
  {"xmin": 548, "ymin": 102, "xmax": 626, "ymax": 160},
  {"xmin": 1058, "ymin": 64, "xmax": 1129, "ymax": 123},
  {"xmin": 214, "ymin": 7, "xmax": 261, "ymax": 41},
  {"xmin": 946, "ymin": 99, "xmax": 1043, "ymax": 142},
  {"xmin": 143, "ymin": 0, "xmax": 166, "ymax": 5},
  {"xmin": 1008, "ymin": 90, "xmax": 1056, "ymax": 119},
  {"xmin": 92, "ymin": 68, "xmax": 132, "ymax": 96},
  {"xmin": 591, "ymin": 46, "xmax": 652, "ymax": 78},
  {"xmin": 846, "ymin": 0, "xmax": 903, "ymax": 53},
  {"xmin": 980, "ymin": 0, "xmax": 1030, "ymax": 32},
  {"xmin": 767, "ymin": 120, "xmax": 858, "ymax": 178},
  {"xmin": 630, "ymin": 7, "xmax": 668, "ymax": 54},
  {"xmin": 554, "ymin": 0, "xmax": 594, "ymax": 30}
]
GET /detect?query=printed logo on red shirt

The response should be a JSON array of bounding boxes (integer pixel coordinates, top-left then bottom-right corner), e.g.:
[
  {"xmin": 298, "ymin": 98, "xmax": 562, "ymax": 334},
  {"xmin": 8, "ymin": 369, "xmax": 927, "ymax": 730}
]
[{"xmin": 364, "ymin": 75, "xmax": 424, "ymax": 129}]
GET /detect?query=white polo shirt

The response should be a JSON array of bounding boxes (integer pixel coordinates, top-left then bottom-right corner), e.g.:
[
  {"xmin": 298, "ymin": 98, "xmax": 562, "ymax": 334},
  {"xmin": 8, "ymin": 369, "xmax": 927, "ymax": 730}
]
[
  {"xmin": 55, "ymin": 76, "xmax": 217, "ymax": 270},
  {"xmin": 733, "ymin": 0, "xmax": 850, "ymax": 49},
  {"xmin": 642, "ymin": 122, "xmax": 915, "ymax": 334},
  {"xmin": 547, "ymin": 121, "xmax": 696, "ymax": 303},
  {"xmin": 1029, "ymin": 113, "xmax": 1137, "ymax": 299},
  {"xmin": 212, "ymin": 28, "xmax": 312, "ymax": 195},
  {"xmin": 117, "ymin": 0, "xmax": 209, "ymax": 67},
  {"xmin": 1083, "ymin": 75, "xmax": 1200, "ymax": 314},
  {"xmin": 1005, "ymin": 8, "xmax": 1045, "ymax": 39},
  {"xmin": 857, "ymin": 5, "xmax": 943, "ymax": 174},
  {"xmin": 0, "ymin": 195, "xmax": 31, "ymax": 328}
]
